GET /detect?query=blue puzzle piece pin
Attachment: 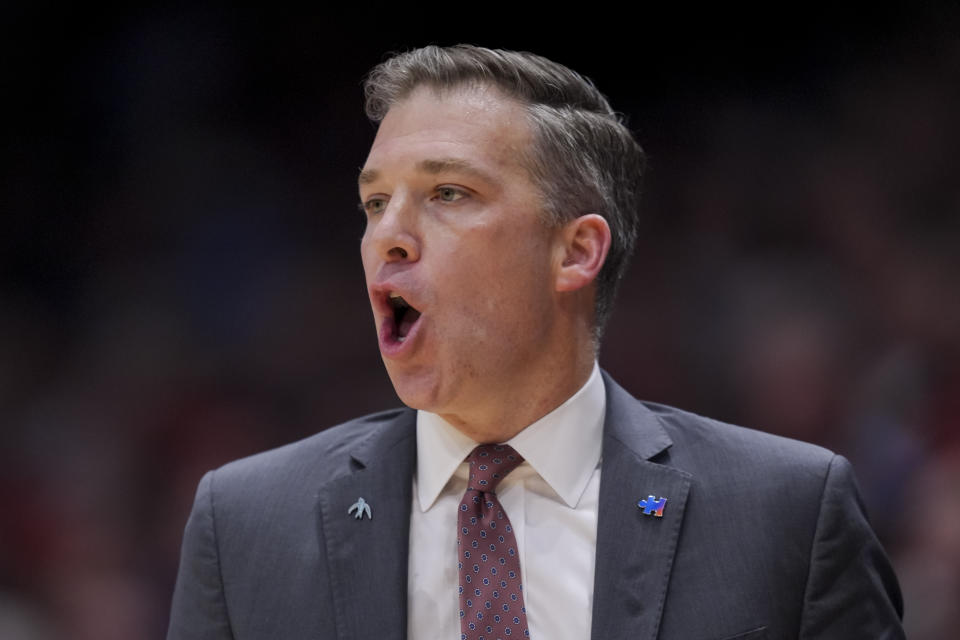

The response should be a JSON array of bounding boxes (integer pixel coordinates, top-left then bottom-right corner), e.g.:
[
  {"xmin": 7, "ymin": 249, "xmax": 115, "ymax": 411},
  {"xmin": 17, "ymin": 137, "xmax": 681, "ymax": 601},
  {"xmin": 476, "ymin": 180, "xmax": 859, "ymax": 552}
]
[{"xmin": 637, "ymin": 495, "xmax": 667, "ymax": 517}]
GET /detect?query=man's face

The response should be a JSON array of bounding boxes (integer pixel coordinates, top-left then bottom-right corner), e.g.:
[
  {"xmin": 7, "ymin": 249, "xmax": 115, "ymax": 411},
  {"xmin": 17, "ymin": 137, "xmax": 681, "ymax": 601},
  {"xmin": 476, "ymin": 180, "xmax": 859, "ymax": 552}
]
[{"xmin": 359, "ymin": 85, "xmax": 563, "ymax": 426}]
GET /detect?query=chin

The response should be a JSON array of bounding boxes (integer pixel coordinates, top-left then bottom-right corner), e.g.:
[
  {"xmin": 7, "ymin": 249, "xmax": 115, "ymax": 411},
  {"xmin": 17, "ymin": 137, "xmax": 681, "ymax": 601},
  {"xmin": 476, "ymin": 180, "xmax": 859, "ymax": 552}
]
[{"xmin": 384, "ymin": 364, "xmax": 442, "ymax": 411}]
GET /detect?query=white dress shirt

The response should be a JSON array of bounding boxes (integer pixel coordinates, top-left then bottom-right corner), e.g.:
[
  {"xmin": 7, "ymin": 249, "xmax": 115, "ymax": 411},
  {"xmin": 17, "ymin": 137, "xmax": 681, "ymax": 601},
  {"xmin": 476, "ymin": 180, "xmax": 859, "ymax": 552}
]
[{"xmin": 408, "ymin": 363, "xmax": 606, "ymax": 640}]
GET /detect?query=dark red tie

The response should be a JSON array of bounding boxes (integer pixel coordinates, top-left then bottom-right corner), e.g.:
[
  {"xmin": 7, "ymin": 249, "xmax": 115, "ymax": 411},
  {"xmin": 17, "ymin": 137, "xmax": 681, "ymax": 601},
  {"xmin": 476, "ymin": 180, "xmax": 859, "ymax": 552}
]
[{"xmin": 458, "ymin": 444, "xmax": 530, "ymax": 640}]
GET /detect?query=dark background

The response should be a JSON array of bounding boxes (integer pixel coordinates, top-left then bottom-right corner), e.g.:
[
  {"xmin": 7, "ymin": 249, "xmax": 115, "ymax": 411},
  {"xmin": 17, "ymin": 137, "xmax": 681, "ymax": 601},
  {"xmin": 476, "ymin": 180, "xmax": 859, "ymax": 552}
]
[{"xmin": 2, "ymin": 7, "xmax": 958, "ymax": 639}]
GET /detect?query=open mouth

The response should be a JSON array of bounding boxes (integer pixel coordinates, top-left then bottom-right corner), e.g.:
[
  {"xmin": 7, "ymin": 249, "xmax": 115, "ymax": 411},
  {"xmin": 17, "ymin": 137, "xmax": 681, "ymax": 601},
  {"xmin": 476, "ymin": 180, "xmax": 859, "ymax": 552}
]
[{"xmin": 388, "ymin": 293, "xmax": 422, "ymax": 343}]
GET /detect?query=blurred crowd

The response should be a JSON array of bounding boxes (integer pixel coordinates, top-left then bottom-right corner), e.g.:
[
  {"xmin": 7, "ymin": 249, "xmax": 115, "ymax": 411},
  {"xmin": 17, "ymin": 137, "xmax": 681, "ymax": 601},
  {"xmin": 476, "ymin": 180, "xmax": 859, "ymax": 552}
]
[{"xmin": 2, "ymin": 9, "xmax": 958, "ymax": 639}]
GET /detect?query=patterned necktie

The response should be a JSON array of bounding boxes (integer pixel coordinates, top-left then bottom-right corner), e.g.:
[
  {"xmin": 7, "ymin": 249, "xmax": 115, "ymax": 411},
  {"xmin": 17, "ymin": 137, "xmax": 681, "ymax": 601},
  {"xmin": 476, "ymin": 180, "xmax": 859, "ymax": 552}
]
[{"xmin": 458, "ymin": 444, "xmax": 530, "ymax": 639}]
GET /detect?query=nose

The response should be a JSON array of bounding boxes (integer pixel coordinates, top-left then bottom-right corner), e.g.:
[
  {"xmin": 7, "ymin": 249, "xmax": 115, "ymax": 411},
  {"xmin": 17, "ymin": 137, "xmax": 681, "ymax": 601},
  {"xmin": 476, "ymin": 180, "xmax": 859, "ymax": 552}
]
[{"xmin": 364, "ymin": 193, "xmax": 420, "ymax": 263}]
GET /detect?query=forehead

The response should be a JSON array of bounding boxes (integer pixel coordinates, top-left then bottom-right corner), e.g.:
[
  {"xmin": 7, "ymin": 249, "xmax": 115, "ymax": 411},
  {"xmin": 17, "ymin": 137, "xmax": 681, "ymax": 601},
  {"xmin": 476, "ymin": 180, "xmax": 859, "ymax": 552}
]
[{"xmin": 361, "ymin": 85, "xmax": 533, "ymax": 178}]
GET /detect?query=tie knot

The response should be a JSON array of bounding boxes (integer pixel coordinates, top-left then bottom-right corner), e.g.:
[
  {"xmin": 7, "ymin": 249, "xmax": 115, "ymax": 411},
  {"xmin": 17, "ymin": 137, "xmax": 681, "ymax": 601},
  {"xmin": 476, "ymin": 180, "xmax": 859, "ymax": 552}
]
[{"xmin": 466, "ymin": 444, "xmax": 524, "ymax": 493}]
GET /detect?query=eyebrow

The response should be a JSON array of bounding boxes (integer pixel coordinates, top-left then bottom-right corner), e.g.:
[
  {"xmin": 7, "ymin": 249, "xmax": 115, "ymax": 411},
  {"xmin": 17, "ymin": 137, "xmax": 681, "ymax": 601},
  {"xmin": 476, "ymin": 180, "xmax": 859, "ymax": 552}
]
[
  {"xmin": 418, "ymin": 158, "xmax": 492, "ymax": 181},
  {"xmin": 357, "ymin": 168, "xmax": 380, "ymax": 186},
  {"xmin": 358, "ymin": 158, "xmax": 496, "ymax": 187}
]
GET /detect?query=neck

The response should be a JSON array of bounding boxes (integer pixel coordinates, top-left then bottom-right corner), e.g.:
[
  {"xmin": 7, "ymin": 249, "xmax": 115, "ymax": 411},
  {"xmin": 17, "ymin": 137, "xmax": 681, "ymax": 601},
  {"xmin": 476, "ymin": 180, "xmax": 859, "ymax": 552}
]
[{"xmin": 440, "ymin": 352, "xmax": 595, "ymax": 444}]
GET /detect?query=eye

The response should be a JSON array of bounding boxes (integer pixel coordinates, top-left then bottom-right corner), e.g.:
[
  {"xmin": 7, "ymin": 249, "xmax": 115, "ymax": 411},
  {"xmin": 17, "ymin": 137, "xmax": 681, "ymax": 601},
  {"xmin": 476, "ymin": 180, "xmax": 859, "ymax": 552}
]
[
  {"xmin": 362, "ymin": 197, "xmax": 388, "ymax": 215},
  {"xmin": 435, "ymin": 186, "xmax": 466, "ymax": 203}
]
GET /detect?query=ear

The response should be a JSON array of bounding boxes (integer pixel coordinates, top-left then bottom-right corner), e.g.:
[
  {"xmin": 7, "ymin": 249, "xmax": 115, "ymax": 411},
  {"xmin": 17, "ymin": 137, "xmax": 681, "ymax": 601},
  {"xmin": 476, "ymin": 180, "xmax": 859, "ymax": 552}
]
[{"xmin": 554, "ymin": 214, "xmax": 611, "ymax": 292}]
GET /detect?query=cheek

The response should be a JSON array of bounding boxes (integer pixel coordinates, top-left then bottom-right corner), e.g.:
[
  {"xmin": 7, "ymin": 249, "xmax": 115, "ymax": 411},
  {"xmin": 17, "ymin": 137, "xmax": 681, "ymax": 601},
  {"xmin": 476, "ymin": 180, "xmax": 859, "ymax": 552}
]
[
  {"xmin": 430, "ymin": 219, "xmax": 554, "ymax": 331},
  {"xmin": 359, "ymin": 237, "xmax": 376, "ymax": 279},
  {"xmin": 440, "ymin": 264, "xmax": 548, "ymax": 343}
]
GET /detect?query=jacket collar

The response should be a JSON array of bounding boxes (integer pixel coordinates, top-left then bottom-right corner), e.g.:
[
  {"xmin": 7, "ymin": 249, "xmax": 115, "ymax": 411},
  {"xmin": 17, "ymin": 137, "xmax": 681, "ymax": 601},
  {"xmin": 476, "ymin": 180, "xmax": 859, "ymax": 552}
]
[
  {"xmin": 590, "ymin": 371, "xmax": 692, "ymax": 640},
  {"xmin": 316, "ymin": 408, "xmax": 417, "ymax": 640}
]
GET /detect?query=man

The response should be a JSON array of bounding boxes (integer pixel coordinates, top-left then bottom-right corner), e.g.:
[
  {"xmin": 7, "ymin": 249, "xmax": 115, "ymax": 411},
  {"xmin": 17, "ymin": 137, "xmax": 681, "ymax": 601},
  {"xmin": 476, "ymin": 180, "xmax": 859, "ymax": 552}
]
[{"xmin": 168, "ymin": 45, "xmax": 904, "ymax": 639}]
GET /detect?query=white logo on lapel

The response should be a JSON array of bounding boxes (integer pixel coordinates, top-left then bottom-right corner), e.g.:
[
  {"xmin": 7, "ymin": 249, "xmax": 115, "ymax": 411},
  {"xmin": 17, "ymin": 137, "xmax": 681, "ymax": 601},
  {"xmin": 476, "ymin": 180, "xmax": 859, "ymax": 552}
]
[{"xmin": 348, "ymin": 497, "xmax": 372, "ymax": 520}]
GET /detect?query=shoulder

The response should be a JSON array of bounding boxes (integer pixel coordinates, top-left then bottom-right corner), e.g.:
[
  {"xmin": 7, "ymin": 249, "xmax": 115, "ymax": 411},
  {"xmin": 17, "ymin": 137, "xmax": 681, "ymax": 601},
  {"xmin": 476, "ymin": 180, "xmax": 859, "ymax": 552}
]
[
  {"xmin": 603, "ymin": 370, "xmax": 840, "ymax": 507},
  {"xmin": 641, "ymin": 401, "xmax": 843, "ymax": 515},
  {"xmin": 203, "ymin": 407, "xmax": 415, "ymax": 508},
  {"xmin": 603, "ymin": 371, "xmax": 836, "ymax": 482},
  {"xmin": 645, "ymin": 400, "xmax": 835, "ymax": 475},
  {"xmin": 625, "ymin": 400, "xmax": 856, "ymax": 556}
]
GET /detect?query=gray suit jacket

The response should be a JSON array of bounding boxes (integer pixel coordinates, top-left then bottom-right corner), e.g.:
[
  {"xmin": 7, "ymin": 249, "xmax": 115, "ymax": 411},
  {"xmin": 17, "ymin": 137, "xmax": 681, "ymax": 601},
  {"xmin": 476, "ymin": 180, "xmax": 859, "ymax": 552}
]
[{"xmin": 167, "ymin": 373, "xmax": 904, "ymax": 639}]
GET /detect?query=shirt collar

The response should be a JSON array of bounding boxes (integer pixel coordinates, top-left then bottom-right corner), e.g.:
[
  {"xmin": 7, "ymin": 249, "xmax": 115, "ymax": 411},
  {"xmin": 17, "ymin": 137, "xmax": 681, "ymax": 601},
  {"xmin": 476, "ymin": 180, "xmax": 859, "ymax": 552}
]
[{"xmin": 416, "ymin": 362, "xmax": 606, "ymax": 511}]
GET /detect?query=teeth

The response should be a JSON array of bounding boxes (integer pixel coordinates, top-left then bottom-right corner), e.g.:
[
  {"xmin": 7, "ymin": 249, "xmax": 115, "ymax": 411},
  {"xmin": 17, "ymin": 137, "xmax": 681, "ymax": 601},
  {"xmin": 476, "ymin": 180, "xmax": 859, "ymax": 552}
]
[{"xmin": 388, "ymin": 293, "xmax": 409, "ymax": 308}]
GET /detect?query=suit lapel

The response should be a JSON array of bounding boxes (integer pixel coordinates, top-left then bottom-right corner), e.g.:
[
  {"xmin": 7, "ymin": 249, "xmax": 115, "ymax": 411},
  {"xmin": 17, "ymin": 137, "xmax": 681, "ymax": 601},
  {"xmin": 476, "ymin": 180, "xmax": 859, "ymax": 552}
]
[
  {"xmin": 317, "ymin": 410, "xmax": 417, "ymax": 640},
  {"xmin": 591, "ymin": 374, "xmax": 692, "ymax": 640}
]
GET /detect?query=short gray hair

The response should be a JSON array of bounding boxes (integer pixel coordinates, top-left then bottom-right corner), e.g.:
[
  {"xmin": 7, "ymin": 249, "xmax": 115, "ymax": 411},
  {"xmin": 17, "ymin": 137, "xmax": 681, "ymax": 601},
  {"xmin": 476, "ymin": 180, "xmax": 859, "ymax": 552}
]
[{"xmin": 363, "ymin": 45, "xmax": 646, "ymax": 342}]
